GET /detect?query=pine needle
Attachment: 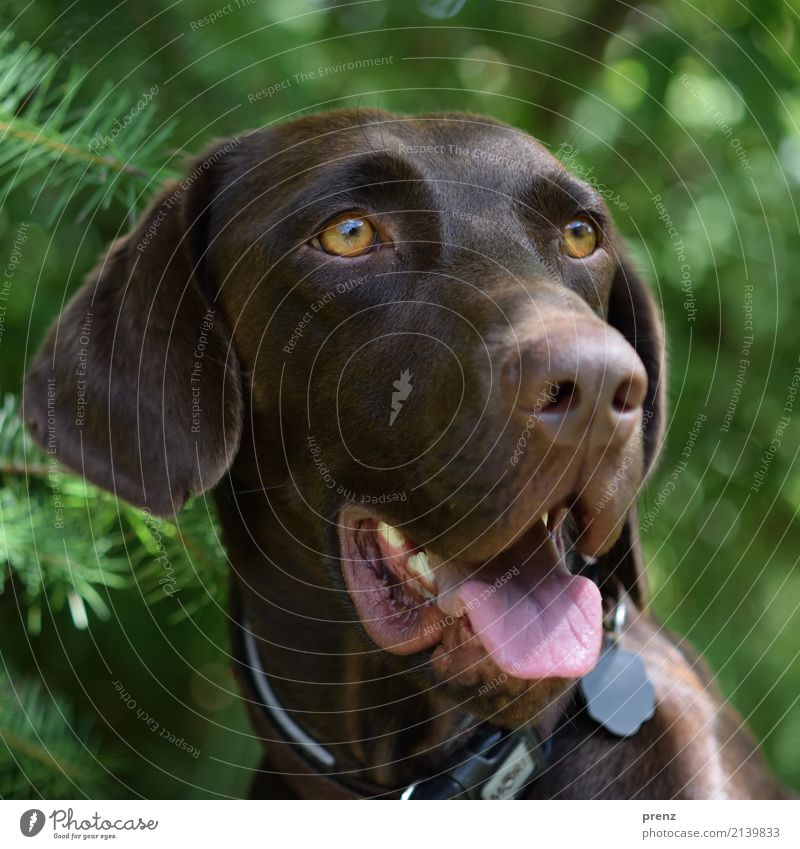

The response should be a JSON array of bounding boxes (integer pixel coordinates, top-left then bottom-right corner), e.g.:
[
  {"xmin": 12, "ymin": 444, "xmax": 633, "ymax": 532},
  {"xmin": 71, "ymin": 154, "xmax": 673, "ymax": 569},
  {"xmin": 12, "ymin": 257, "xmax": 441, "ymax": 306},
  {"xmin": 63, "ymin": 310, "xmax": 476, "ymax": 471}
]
[
  {"xmin": 0, "ymin": 32, "xmax": 179, "ymax": 223},
  {"xmin": 0, "ymin": 395, "xmax": 227, "ymax": 633},
  {"xmin": 0, "ymin": 669, "xmax": 121, "ymax": 797}
]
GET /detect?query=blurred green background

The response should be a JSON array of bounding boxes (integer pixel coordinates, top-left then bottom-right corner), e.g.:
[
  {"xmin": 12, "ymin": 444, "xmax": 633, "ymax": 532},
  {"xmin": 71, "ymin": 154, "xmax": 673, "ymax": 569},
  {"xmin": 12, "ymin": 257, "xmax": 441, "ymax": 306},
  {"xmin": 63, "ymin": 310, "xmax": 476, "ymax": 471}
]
[{"xmin": 1, "ymin": 0, "xmax": 799, "ymax": 797}]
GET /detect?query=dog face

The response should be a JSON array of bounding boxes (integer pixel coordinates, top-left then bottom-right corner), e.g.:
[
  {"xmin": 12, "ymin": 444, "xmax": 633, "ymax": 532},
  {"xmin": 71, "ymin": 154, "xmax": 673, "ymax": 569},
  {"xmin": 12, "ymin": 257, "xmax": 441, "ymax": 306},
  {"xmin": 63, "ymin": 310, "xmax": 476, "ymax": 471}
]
[{"xmin": 24, "ymin": 110, "xmax": 664, "ymax": 728}]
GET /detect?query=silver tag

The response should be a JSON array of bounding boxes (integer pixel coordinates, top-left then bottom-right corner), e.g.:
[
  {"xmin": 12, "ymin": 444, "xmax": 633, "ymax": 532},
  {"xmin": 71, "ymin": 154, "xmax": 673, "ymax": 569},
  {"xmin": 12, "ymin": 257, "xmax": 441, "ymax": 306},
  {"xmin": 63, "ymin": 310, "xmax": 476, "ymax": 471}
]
[
  {"xmin": 480, "ymin": 739, "xmax": 538, "ymax": 799},
  {"xmin": 580, "ymin": 643, "xmax": 656, "ymax": 737}
]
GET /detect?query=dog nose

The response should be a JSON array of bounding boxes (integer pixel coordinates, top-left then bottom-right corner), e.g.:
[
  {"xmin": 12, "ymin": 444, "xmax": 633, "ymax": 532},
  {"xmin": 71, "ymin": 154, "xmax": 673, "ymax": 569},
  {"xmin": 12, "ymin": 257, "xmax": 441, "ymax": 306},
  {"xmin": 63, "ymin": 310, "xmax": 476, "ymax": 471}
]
[{"xmin": 502, "ymin": 323, "xmax": 648, "ymax": 448}]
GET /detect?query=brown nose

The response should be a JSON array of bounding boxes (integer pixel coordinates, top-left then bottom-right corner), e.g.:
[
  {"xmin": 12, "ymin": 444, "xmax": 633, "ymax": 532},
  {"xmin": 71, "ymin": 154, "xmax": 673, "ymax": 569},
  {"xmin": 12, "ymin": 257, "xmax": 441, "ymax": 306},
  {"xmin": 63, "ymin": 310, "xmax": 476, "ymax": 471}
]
[{"xmin": 503, "ymin": 322, "xmax": 648, "ymax": 448}]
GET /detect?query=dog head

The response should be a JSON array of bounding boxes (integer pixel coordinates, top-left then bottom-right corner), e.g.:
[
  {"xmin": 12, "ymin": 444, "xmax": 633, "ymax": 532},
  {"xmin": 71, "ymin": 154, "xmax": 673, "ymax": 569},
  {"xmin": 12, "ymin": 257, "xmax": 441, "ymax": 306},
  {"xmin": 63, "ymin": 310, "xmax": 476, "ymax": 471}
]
[{"xmin": 24, "ymin": 110, "xmax": 664, "ymax": 728}]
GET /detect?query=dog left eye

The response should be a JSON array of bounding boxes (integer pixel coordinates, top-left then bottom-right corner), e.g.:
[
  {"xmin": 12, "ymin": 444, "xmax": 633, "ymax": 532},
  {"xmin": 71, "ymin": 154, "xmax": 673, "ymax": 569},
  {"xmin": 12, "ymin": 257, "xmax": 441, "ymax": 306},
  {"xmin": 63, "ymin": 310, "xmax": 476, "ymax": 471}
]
[
  {"xmin": 561, "ymin": 217, "xmax": 598, "ymax": 258},
  {"xmin": 312, "ymin": 213, "xmax": 378, "ymax": 257}
]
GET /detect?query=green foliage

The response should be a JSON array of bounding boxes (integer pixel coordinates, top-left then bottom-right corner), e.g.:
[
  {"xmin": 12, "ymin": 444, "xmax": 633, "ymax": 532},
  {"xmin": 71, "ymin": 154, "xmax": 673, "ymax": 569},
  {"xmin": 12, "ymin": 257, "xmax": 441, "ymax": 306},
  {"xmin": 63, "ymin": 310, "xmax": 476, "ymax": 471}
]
[
  {"xmin": 0, "ymin": 31, "xmax": 178, "ymax": 224},
  {"xmin": 0, "ymin": 667, "xmax": 120, "ymax": 797},
  {"xmin": 0, "ymin": 388, "xmax": 227, "ymax": 796},
  {"xmin": 0, "ymin": 394, "xmax": 227, "ymax": 633}
]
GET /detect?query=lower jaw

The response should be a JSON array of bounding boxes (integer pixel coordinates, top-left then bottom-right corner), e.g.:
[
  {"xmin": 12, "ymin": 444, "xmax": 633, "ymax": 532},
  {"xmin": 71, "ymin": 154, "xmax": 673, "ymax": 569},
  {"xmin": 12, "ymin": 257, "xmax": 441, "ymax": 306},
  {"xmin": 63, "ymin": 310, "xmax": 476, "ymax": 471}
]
[
  {"xmin": 413, "ymin": 618, "xmax": 580, "ymax": 730},
  {"xmin": 439, "ymin": 668, "xmax": 576, "ymax": 730}
]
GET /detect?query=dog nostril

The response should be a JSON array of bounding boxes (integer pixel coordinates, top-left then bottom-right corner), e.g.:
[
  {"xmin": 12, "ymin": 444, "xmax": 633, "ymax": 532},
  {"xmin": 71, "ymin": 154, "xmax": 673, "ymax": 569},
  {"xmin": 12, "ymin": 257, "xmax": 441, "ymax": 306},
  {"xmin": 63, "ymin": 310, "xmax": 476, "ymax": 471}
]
[
  {"xmin": 541, "ymin": 381, "xmax": 579, "ymax": 415},
  {"xmin": 611, "ymin": 378, "xmax": 642, "ymax": 414}
]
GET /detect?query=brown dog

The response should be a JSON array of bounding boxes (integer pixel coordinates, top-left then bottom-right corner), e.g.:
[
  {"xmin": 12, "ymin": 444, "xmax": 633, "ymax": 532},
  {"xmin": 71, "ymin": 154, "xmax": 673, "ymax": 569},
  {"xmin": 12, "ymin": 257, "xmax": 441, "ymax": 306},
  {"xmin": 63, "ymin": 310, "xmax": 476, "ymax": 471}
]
[{"xmin": 23, "ymin": 110, "xmax": 788, "ymax": 798}]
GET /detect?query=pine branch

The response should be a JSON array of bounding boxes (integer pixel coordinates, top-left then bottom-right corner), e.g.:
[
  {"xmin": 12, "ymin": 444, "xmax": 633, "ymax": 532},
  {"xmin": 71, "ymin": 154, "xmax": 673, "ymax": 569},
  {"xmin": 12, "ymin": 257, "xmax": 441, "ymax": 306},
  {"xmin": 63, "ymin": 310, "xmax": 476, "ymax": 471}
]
[
  {"xmin": 0, "ymin": 668, "xmax": 121, "ymax": 797},
  {"xmin": 0, "ymin": 395, "xmax": 227, "ymax": 633},
  {"xmin": 0, "ymin": 32, "xmax": 179, "ymax": 222}
]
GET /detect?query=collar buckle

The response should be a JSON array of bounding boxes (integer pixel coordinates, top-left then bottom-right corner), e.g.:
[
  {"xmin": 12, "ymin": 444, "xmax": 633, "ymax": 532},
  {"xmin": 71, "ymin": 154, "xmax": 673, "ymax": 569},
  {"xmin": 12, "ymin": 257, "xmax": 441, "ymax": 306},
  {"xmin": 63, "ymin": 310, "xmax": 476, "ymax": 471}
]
[{"xmin": 401, "ymin": 724, "xmax": 550, "ymax": 800}]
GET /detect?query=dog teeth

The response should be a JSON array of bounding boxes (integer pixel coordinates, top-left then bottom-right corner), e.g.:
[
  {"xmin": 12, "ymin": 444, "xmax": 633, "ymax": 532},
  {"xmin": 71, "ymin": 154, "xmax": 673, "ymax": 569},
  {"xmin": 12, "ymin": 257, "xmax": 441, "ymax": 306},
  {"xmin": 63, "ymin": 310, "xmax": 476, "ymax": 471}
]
[
  {"xmin": 542, "ymin": 511, "xmax": 549, "ymax": 527},
  {"xmin": 407, "ymin": 551, "xmax": 436, "ymax": 595},
  {"xmin": 407, "ymin": 551, "xmax": 433, "ymax": 581},
  {"xmin": 377, "ymin": 521, "xmax": 406, "ymax": 549},
  {"xmin": 374, "ymin": 522, "xmax": 436, "ymax": 600}
]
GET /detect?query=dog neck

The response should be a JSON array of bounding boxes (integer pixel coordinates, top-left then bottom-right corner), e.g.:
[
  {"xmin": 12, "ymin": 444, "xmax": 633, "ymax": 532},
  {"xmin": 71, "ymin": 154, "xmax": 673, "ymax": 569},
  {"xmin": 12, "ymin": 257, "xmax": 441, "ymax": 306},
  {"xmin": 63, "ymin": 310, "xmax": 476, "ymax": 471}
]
[{"xmin": 233, "ymin": 582, "xmax": 477, "ymax": 788}]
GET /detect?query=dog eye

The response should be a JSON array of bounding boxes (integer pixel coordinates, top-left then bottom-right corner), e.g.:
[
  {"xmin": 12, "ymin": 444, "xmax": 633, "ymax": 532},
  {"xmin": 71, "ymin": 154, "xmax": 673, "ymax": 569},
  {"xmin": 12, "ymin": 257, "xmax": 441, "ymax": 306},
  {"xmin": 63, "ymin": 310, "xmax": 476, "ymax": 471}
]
[
  {"xmin": 313, "ymin": 213, "xmax": 377, "ymax": 257},
  {"xmin": 561, "ymin": 217, "xmax": 597, "ymax": 258}
]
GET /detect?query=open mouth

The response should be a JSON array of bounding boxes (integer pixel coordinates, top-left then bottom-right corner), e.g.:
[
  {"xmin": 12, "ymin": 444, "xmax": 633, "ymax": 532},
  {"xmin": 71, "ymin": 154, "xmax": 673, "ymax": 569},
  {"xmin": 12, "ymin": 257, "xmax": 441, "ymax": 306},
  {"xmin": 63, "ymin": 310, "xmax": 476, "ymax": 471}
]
[{"xmin": 338, "ymin": 503, "xmax": 603, "ymax": 683}]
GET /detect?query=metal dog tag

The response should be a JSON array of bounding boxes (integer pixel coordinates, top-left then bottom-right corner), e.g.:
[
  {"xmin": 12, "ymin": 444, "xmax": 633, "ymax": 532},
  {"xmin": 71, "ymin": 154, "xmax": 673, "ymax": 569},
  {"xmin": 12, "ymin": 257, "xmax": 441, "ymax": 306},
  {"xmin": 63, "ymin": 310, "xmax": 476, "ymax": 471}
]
[{"xmin": 580, "ymin": 643, "xmax": 655, "ymax": 737}]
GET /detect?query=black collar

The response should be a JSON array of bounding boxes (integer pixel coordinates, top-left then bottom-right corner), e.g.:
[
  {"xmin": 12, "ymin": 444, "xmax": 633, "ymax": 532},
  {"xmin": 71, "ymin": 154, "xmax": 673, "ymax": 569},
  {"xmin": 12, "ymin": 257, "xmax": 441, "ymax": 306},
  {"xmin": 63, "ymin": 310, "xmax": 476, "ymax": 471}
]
[{"xmin": 237, "ymin": 616, "xmax": 552, "ymax": 799}]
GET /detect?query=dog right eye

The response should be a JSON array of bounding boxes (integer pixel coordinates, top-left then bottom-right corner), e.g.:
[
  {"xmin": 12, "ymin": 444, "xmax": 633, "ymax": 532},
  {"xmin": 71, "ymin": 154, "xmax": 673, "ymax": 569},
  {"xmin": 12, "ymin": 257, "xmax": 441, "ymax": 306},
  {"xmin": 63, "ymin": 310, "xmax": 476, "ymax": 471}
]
[
  {"xmin": 561, "ymin": 216, "xmax": 598, "ymax": 259},
  {"xmin": 312, "ymin": 213, "xmax": 378, "ymax": 257}
]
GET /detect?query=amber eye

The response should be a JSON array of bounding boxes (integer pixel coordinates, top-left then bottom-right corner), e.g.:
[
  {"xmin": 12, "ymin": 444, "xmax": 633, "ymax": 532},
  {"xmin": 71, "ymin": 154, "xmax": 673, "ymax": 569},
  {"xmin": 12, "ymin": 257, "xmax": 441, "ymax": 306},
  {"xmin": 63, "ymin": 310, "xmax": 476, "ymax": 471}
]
[
  {"xmin": 315, "ymin": 213, "xmax": 377, "ymax": 256},
  {"xmin": 561, "ymin": 217, "xmax": 597, "ymax": 258}
]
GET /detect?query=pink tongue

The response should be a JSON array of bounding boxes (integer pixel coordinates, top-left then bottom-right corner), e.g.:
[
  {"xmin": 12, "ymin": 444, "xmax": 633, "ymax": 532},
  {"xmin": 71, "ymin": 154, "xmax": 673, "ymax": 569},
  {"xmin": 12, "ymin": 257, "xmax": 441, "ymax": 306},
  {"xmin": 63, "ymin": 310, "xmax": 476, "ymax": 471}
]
[{"xmin": 438, "ymin": 562, "xmax": 603, "ymax": 680}]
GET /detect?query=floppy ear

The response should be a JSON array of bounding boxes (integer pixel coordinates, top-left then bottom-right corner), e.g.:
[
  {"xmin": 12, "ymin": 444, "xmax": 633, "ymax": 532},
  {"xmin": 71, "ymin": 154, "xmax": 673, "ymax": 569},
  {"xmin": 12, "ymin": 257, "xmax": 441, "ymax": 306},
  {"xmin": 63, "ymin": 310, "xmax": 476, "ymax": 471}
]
[
  {"xmin": 22, "ymin": 148, "xmax": 243, "ymax": 517},
  {"xmin": 599, "ymin": 254, "xmax": 666, "ymax": 608}
]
